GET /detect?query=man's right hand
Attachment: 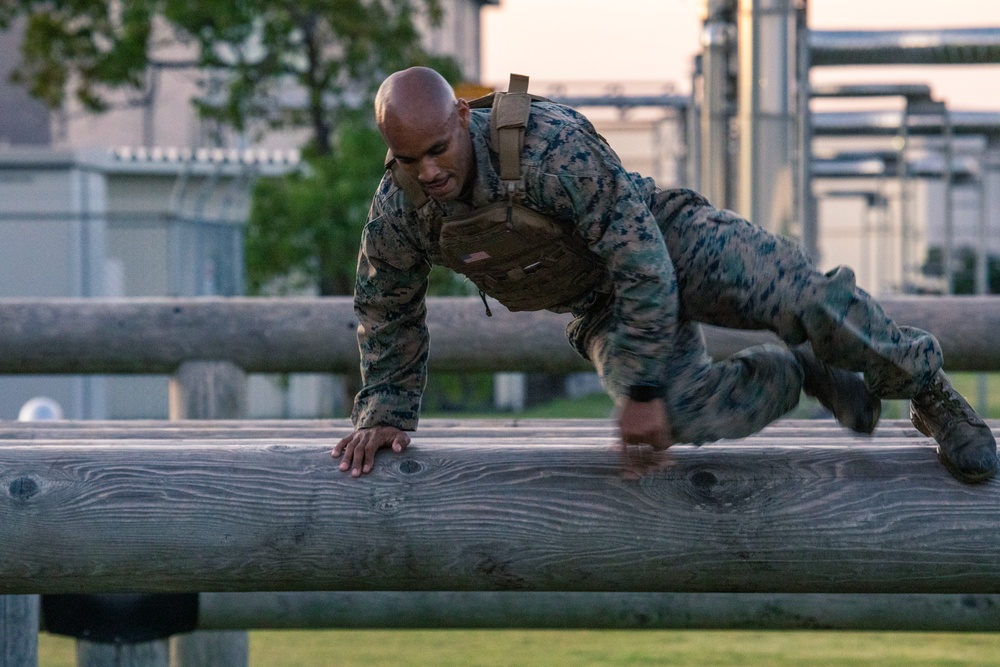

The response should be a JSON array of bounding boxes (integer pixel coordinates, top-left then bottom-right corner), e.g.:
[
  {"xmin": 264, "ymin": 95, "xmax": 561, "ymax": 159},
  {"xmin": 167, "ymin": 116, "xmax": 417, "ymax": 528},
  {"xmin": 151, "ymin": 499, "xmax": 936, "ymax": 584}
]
[{"xmin": 332, "ymin": 426, "xmax": 410, "ymax": 477}]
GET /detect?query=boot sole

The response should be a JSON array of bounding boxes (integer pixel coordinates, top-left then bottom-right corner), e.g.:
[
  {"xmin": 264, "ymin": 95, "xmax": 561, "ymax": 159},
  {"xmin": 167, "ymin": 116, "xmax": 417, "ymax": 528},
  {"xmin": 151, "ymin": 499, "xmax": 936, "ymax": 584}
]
[{"xmin": 935, "ymin": 446, "xmax": 998, "ymax": 483}]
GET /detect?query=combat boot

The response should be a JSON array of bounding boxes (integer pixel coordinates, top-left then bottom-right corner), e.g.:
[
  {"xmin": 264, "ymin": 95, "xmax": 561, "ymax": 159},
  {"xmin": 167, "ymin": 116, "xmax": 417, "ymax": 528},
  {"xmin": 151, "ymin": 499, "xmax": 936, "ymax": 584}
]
[
  {"xmin": 792, "ymin": 345, "xmax": 881, "ymax": 434},
  {"xmin": 910, "ymin": 370, "xmax": 997, "ymax": 483}
]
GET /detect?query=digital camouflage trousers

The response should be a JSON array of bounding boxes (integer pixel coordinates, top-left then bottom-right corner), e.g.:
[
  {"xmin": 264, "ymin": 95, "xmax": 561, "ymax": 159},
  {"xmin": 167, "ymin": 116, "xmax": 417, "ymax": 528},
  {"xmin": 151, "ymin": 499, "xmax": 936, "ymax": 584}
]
[{"xmin": 578, "ymin": 191, "xmax": 943, "ymax": 445}]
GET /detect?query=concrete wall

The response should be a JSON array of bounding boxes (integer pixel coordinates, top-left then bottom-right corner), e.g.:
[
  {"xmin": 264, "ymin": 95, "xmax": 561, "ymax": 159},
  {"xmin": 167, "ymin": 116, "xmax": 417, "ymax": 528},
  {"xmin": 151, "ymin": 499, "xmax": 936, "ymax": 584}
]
[{"xmin": 0, "ymin": 153, "xmax": 108, "ymax": 418}]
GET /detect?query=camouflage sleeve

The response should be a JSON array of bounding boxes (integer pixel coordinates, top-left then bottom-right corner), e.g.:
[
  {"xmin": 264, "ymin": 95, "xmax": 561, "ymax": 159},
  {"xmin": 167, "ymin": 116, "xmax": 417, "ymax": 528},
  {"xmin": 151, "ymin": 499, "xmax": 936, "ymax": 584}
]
[
  {"xmin": 526, "ymin": 120, "xmax": 678, "ymax": 394},
  {"xmin": 351, "ymin": 181, "xmax": 431, "ymax": 430}
]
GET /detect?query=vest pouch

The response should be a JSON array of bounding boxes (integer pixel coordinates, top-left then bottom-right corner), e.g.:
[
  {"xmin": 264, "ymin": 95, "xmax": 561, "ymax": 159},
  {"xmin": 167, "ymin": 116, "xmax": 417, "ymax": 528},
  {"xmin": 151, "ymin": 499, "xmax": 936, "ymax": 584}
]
[{"xmin": 439, "ymin": 201, "xmax": 604, "ymax": 312}]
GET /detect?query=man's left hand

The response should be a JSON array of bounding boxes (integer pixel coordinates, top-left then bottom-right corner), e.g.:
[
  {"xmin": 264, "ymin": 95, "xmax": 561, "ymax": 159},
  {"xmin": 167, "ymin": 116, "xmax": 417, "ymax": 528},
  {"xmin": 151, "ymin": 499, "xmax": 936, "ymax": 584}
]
[
  {"xmin": 618, "ymin": 397, "xmax": 672, "ymax": 450},
  {"xmin": 617, "ymin": 397, "xmax": 674, "ymax": 478}
]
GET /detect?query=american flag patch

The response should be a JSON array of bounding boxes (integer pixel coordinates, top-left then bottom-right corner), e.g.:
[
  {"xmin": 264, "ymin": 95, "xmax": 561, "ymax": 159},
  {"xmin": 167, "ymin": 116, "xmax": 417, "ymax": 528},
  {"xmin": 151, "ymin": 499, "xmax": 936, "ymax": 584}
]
[{"xmin": 461, "ymin": 250, "xmax": 491, "ymax": 263}]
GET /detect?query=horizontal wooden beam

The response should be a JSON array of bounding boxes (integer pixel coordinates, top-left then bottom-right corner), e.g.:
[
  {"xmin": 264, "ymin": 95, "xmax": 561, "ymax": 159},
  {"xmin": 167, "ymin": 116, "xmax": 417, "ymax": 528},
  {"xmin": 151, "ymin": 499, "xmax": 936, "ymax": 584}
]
[
  {"xmin": 2, "ymin": 419, "xmax": 999, "ymax": 596},
  {"xmin": 198, "ymin": 591, "xmax": 1000, "ymax": 632},
  {"xmin": 0, "ymin": 295, "xmax": 997, "ymax": 374}
]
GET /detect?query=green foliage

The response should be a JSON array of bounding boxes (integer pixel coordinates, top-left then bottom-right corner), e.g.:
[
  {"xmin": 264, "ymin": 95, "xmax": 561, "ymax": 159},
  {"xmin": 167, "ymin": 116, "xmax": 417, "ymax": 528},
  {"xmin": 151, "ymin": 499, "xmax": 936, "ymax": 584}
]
[
  {"xmin": 245, "ymin": 122, "xmax": 478, "ymax": 297},
  {"xmin": 1, "ymin": 0, "xmax": 463, "ymax": 155},
  {"xmin": 166, "ymin": 0, "xmax": 462, "ymax": 153},
  {"xmin": 421, "ymin": 373, "xmax": 495, "ymax": 413},
  {"xmin": 1, "ymin": 0, "xmax": 156, "ymax": 111},
  {"xmin": 1, "ymin": 0, "xmax": 468, "ymax": 301},
  {"xmin": 245, "ymin": 122, "xmax": 385, "ymax": 295},
  {"xmin": 923, "ymin": 246, "xmax": 1000, "ymax": 294}
]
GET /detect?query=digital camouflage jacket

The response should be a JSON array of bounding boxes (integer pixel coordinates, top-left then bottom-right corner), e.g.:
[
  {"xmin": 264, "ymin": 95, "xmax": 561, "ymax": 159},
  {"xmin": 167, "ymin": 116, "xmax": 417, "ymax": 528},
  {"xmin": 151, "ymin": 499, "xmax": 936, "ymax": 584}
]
[{"xmin": 352, "ymin": 101, "xmax": 686, "ymax": 430}]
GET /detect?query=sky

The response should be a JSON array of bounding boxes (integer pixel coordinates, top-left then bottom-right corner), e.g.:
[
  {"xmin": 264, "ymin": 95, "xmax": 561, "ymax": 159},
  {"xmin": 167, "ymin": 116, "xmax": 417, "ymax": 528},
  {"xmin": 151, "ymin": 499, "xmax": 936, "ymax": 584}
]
[{"xmin": 481, "ymin": 0, "xmax": 1000, "ymax": 111}]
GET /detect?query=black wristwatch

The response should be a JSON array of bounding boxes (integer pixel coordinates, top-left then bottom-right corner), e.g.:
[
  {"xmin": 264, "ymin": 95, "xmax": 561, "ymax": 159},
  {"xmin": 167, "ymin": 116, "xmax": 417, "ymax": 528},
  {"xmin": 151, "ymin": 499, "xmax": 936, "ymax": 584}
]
[{"xmin": 626, "ymin": 383, "xmax": 664, "ymax": 402}]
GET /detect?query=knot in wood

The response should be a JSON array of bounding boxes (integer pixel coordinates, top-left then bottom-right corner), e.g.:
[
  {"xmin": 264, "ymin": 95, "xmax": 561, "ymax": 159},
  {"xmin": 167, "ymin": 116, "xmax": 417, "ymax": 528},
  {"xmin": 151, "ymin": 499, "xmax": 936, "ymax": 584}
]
[
  {"xmin": 690, "ymin": 470, "xmax": 718, "ymax": 489},
  {"xmin": 9, "ymin": 476, "xmax": 40, "ymax": 502},
  {"xmin": 398, "ymin": 459, "xmax": 422, "ymax": 474}
]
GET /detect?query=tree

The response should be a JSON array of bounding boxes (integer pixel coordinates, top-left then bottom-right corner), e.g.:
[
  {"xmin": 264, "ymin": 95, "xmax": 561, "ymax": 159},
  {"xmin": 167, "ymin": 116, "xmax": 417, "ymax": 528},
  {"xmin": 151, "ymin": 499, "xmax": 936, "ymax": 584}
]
[
  {"xmin": 0, "ymin": 0, "xmax": 460, "ymax": 153},
  {"xmin": 923, "ymin": 246, "xmax": 1000, "ymax": 295},
  {"xmin": 2, "ymin": 1, "xmax": 476, "ymax": 415},
  {"xmin": 245, "ymin": 122, "xmax": 385, "ymax": 297},
  {"xmin": 1, "ymin": 0, "xmax": 463, "ymax": 296}
]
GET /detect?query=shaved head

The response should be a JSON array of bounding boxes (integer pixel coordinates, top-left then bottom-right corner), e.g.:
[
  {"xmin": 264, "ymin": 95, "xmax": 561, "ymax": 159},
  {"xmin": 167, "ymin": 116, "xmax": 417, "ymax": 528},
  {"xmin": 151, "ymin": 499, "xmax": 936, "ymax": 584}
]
[
  {"xmin": 375, "ymin": 67, "xmax": 458, "ymax": 138},
  {"xmin": 374, "ymin": 67, "xmax": 475, "ymax": 202}
]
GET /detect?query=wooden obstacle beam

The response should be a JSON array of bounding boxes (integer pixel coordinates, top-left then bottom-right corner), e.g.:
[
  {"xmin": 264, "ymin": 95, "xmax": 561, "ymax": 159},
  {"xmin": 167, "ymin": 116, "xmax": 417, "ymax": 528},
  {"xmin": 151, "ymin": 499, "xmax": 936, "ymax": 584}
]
[
  {"xmin": 0, "ymin": 295, "xmax": 998, "ymax": 374},
  {"xmin": 3, "ymin": 419, "xmax": 999, "ymax": 596},
  {"xmin": 197, "ymin": 591, "xmax": 1000, "ymax": 632}
]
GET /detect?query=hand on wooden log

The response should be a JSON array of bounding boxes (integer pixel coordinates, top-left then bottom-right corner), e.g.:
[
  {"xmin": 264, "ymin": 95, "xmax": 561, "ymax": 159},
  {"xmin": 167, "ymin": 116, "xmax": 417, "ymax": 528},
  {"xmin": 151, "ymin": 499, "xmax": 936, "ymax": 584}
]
[
  {"xmin": 617, "ymin": 397, "xmax": 675, "ymax": 478},
  {"xmin": 332, "ymin": 426, "xmax": 411, "ymax": 477}
]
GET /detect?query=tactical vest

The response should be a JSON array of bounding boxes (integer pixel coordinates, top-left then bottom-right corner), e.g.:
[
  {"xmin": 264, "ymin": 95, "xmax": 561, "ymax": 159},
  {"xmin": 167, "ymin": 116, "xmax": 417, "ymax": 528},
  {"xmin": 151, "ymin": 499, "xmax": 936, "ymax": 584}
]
[{"xmin": 386, "ymin": 74, "xmax": 608, "ymax": 314}]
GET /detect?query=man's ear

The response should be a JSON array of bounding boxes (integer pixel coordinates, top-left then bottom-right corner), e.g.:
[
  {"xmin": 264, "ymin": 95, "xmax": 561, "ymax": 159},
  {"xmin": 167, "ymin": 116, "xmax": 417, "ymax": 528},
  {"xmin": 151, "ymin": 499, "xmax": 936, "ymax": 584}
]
[{"xmin": 456, "ymin": 99, "xmax": 471, "ymax": 129}]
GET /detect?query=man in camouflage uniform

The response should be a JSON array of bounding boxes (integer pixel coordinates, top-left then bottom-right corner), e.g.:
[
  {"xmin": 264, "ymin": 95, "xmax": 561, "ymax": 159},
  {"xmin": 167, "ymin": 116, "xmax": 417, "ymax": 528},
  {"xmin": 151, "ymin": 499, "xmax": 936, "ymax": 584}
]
[{"xmin": 333, "ymin": 66, "xmax": 997, "ymax": 483}]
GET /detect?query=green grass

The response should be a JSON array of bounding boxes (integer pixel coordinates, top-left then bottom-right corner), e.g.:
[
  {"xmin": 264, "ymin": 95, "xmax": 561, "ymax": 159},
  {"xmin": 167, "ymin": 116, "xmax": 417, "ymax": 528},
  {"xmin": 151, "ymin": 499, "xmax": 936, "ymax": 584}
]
[
  {"xmin": 425, "ymin": 373, "xmax": 1000, "ymax": 421},
  {"xmin": 947, "ymin": 372, "xmax": 1000, "ymax": 418},
  {"xmin": 877, "ymin": 372, "xmax": 1000, "ymax": 420},
  {"xmin": 36, "ymin": 629, "xmax": 1000, "ymax": 666},
  {"xmin": 423, "ymin": 391, "xmax": 617, "ymax": 420}
]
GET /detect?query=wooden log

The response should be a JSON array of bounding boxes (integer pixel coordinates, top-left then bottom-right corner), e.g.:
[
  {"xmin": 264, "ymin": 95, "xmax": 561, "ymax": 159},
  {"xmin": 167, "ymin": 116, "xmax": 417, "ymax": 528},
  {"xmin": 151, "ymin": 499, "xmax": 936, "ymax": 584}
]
[
  {"xmin": 0, "ymin": 418, "xmax": 928, "ymax": 443},
  {"xmin": 2, "ymin": 420, "xmax": 999, "ymax": 596},
  {"xmin": 0, "ymin": 296, "xmax": 997, "ymax": 374},
  {"xmin": 198, "ymin": 591, "xmax": 1000, "ymax": 632}
]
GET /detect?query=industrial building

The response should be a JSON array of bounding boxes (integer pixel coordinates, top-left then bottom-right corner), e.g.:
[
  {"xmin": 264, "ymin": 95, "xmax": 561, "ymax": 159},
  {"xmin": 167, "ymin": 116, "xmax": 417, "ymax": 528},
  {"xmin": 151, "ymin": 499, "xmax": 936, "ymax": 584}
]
[{"xmin": 0, "ymin": 1, "xmax": 997, "ymax": 419}]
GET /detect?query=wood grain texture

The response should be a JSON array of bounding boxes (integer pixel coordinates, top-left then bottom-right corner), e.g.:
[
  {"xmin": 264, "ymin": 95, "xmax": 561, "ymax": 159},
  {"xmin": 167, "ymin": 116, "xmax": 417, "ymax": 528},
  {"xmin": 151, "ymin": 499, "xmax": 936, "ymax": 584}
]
[
  {"xmin": 0, "ymin": 418, "xmax": 945, "ymax": 442},
  {"xmin": 0, "ymin": 296, "xmax": 997, "ymax": 374},
  {"xmin": 1, "ymin": 420, "xmax": 998, "ymax": 596}
]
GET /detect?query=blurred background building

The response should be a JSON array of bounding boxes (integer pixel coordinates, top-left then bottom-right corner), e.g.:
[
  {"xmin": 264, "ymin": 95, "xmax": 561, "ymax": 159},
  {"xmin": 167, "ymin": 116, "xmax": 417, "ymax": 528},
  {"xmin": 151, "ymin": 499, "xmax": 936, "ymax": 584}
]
[{"xmin": 0, "ymin": 0, "xmax": 997, "ymax": 419}]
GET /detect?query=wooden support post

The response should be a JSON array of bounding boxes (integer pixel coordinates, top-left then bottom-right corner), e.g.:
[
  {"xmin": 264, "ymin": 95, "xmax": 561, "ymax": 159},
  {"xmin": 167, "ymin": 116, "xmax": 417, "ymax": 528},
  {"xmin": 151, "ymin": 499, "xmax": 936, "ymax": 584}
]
[
  {"xmin": 77, "ymin": 643, "xmax": 168, "ymax": 667},
  {"xmin": 169, "ymin": 360, "xmax": 248, "ymax": 422},
  {"xmin": 170, "ymin": 632, "xmax": 249, "ymax": 667},
  {"xmin": 169, "ymin": 361, "xmax": 249, "ymax": 667},
  {"xmin": 1, "ymin": 595, "xmax": 39, "ymax": 667}
]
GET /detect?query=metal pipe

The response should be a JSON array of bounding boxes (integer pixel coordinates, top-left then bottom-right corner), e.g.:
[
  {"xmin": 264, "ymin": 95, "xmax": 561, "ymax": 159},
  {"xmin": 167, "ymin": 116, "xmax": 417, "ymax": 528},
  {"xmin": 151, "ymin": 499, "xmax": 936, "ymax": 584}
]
[
  {"xmin": 737, "ymin": 0, "xmax": 798, "ymax": 235},
  {"xmin": 812, "ymin": 156, "xmax": 977, "ymax": 180},
  {"xmin": 814, "ymin": 111, "xmax": 1000, "ymax": 137},
  {"xmin": 700, "ymin": 0, "xmax": 736, "ymax": 209},
  {"xmin": 980, "ymin": 138, "xmax": 1000, "ymax": 291},
  {"xmin": 548, "ymin": 94, "xmax": 689, "ymax": 110},
  {"xmin": 687, "ymin": 55, "xmax": 704, "ymax": 190},
  {"xmin": 795, "ymin": 0, "xmax": 816, "ymax": 259},
  {"xmin": 944, "ymin": 108, "xmax": 956, "ymax": 293},
  {"xmin": 810, "ymin": 83, "xmax": 932, "ymax": 100},
  {"xmin": 810, "ymin": 28, "xmax": 1000, "ymax": 66}
]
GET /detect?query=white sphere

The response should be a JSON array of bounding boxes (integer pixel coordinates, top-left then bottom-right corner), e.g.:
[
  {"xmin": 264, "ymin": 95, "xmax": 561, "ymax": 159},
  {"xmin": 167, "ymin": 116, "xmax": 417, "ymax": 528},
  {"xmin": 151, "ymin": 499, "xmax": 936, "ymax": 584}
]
[{"xmin": 18, "ymin": 397, "xmax": 65, "ymax": 422}]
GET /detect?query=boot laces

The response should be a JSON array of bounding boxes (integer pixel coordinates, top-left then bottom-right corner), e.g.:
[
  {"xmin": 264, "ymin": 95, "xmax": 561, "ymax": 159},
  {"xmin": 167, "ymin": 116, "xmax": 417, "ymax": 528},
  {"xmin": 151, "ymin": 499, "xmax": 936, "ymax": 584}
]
[{"xmin": 918, "ymin": 376, "xmax": 970, "ymax": 423}]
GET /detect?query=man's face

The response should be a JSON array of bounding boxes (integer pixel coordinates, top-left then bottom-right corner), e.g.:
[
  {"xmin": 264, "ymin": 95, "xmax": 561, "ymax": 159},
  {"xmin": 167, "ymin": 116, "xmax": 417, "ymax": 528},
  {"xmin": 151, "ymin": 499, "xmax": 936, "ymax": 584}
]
[{"xmin": 383, "ymin": 100, "xmax": 474, "ymax": 202}]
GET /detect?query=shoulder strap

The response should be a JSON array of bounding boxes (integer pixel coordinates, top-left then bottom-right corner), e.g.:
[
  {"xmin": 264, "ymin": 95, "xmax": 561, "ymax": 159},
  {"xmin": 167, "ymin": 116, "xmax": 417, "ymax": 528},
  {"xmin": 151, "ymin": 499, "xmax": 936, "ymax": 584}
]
[
  {"xmin": 491, "ymin": 74, "xmax": 532, "ymax": 183},
  {"xmin": 469, "ymin": 74, "xmax": 551, "ymax": 190}
]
